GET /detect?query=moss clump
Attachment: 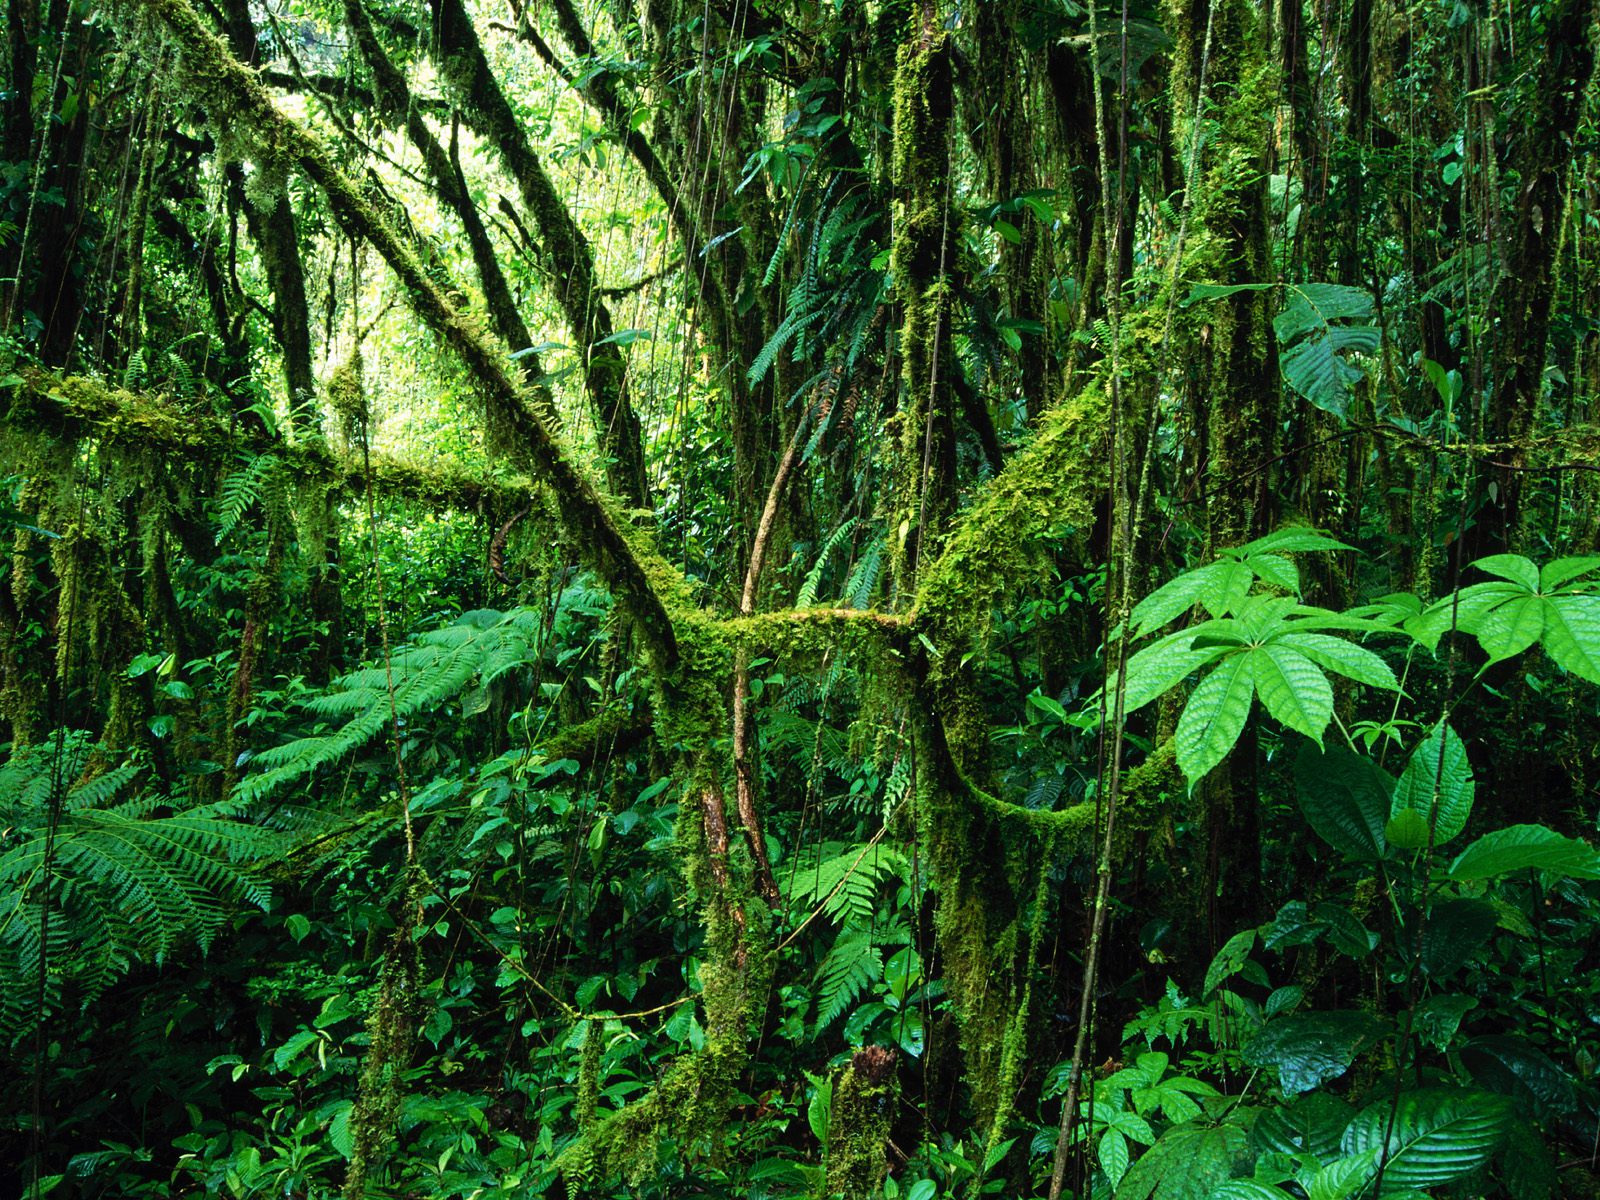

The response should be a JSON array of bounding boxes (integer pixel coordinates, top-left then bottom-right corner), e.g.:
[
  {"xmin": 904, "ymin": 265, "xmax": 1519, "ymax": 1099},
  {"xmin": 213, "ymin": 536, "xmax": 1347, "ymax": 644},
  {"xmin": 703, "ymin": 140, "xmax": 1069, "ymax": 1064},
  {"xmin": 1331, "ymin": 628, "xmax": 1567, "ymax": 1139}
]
[{"xmin": 826, "ymin": 1046, "xmax": 898, "ymax": 1199}]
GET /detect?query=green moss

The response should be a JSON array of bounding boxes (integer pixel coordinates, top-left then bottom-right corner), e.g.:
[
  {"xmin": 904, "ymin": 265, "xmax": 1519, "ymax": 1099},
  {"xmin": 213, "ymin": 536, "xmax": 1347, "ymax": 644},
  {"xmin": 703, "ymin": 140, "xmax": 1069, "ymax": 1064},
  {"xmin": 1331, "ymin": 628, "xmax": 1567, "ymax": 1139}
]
[{"xmin": 825, "ymin": 1046, "xmax": 898, "ymax": 1199}]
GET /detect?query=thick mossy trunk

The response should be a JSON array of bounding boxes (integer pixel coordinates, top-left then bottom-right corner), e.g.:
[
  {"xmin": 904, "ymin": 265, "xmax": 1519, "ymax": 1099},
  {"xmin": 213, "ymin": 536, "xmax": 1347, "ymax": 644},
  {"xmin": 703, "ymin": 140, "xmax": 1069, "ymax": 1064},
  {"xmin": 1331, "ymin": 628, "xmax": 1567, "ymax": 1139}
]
[
  {"xmin": 1167, "ymin": 0, "xmax": 1280, "ymax": 941},
  {"xmin": 1485, "ymin": 0, "xmax": 1597, "ymax": 539},
  {"xmin": 891, "ymin": 9, "xmax": 957, "ymax": 596}
]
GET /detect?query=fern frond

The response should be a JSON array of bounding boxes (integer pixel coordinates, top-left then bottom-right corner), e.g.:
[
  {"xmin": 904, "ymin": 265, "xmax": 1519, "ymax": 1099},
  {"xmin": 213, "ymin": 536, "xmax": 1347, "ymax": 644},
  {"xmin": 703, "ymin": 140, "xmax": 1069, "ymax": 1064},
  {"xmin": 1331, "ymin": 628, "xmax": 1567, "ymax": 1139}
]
[
  {"xmin": 236, "ymin": 607, "xmax": 539, "ymax": 803},
  {"xmin": 814, "ymin": 925, "xmax": 881, "ymax": 1030},
  {"xmin": 0, "ymin": 739, "xmax": 279, "ymax": 1042}
]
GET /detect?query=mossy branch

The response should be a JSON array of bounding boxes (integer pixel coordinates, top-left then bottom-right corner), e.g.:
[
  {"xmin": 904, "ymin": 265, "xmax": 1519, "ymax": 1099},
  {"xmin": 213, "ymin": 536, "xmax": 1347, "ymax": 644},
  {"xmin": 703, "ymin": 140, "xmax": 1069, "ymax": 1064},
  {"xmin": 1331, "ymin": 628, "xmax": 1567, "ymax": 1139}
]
[{"xmin": 5, "ymin": 369, "xmax": 539, "ymax": 514}]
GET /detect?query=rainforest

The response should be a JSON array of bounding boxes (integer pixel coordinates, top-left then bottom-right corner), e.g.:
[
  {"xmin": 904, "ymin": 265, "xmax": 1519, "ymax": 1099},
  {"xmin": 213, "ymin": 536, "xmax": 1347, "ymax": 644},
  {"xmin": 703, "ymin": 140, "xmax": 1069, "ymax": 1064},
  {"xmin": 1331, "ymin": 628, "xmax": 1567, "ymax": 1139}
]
[{"xmin": 2, "ymin": 0, "xmax": 1599, "ymax": 1195}]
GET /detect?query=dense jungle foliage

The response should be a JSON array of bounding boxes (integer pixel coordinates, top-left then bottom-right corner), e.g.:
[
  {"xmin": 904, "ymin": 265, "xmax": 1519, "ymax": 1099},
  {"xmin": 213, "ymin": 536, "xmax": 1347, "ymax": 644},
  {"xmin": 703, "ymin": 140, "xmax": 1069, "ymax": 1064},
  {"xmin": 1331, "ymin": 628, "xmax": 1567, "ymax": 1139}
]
[{"xmin": 2, "ymin": 0, "xmax": 1600, "ymax": 1194}]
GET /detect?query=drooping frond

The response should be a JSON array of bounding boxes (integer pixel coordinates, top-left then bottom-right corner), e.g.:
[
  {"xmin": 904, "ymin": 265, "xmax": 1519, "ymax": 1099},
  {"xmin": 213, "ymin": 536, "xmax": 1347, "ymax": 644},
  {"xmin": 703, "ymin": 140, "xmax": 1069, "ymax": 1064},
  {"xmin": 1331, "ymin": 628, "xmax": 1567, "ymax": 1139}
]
[
  {"xmin": 237, "ymin": 606, "xmax": 549, "ymax": 802},
  {"xmin": 0, "ymin": 736, "xmax": 279, "ymax": 1039}
]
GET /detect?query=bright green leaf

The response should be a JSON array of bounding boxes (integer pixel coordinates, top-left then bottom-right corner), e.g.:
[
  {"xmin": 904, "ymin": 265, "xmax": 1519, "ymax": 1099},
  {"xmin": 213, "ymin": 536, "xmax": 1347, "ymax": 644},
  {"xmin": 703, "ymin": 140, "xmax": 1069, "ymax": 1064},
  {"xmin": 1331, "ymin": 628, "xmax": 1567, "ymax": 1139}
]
[
  {"xmin": 1175, "ymin": 652, "xmax": 1256, "ymax": 784},
  {"xmin": 1252, "ymin": 646, "xmax": 1333, "ymax": 743},
  {"xmin": 1447, "ymin": 823, "xmax": 1600, "ymax": 881}
]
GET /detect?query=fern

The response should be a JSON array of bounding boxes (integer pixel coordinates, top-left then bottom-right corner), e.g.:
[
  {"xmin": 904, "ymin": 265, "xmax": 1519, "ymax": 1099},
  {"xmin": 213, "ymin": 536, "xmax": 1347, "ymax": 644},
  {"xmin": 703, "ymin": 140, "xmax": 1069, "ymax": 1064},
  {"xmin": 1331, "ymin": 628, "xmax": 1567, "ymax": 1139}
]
[
  {"xmin": 785, "ymin": 840, "xmax": 911, "ymax": 926},
  {"xmin": 797, "ymin": 518, "xmax": 858, "ymax": 608},
  {"xmin": 843, "ymin": 538, "xmax": 884, "ymax": 609},
  {"xmin": 216, "ymin": 450, "xmax": 283, "ymax": 542},
  {"xmin": 0, "ymin": 736, "xmax": 278, "ymax": 1039},
  {"xmin": 238, "ymin": 607, "xmax": 546, "ymax": 803},
  {"xmin": 814, "ymin": 924, "xmax": 882, "ymax": 1030}
]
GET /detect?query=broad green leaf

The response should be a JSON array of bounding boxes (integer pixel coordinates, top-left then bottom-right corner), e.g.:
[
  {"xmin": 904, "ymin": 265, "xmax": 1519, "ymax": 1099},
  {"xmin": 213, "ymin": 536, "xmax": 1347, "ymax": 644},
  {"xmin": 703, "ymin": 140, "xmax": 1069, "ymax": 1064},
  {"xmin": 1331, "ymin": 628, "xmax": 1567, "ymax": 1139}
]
[
  {"xmin": 1280, "ymin": 326, "xmax": 1380, "ymax": 418},
  {"xmin": 1473, "ymin": 594, "xmax": 1546, "ymax": 662},
  {"xmin": 1108, "ymin": 1109, "xmax": 1157, "ymax": 1145},
  {"xmin": 1294, "ymin": 742, "xmax": 1392, "ymax": 862},
  {"xmin": 1412, "ymin": 993, "xmax": 1476, "ymax": 1050},
  {"xmin": 1185, "ymin": 281, "xmax": 1273, "ymax": 304},
  {"xmin": 1175, "ymin": 652, "xmax": 1256, "ymax": 784},
  {"xmin": 1213, "ymin": 1182, "xmax": 1295, "ymax": 1200},
  {"xmin": 1132, "ymin": 563, "xmax": 1230, "ymax": 635},
  {"xmin": 1277, "ymin": 283, "xmax": 1376, "ymax": 335},
  {"xmin": 1541, "ymin": 594, "xmax": 1600, "ymax": 683},
  {"xmin": 1265, "ymin": 985, "xmax": 1303, "ymax": 1017},
  {"xmin": 1113, "ymin": 635, "xmax": 1230, "ymax": 715},
  {"xmin": 1239, "ymin": 595, "xmax": 1302, "ymax": 640},
  {"xmin": 1340, "ymin": 1088, "xmax": 1511, "ymax": 1194},
  {"xmin": 1246, "ymin": 552, "xmax": 1300, "ymax": 594},
  {"xmin": 1388, "ymin": 724, "xmax": 1474, "ymax": 849},
  {"xmin": 1405, "ymin": 582, "xmax": 1525, "ymax": 650},
  {"xmin": 1100, "ymin": 1128, "xmax": 1131, "ymax": 1187},
  {"xmin": 1419, "ymin": 898, "xmax": 1498, "ymax": 977},
  {"xmin": 1243, "ymin": 1010, "xmax": 1383, "ymax": 1097},
  {"xmin": 1272, "ymin": 282, "xmax": 1381, "ymax": 417},
  {"xmin": 328, "ymin": 1101, "xmax": 355, "ymax": 1158},
  {"xmin": 1199, "ymin": 559, "xmax": 1256, "ymax": 617},
  {"xmin": 1540, "ymin": 555, "xmax": 1600, "ymax": 591},
  {"xmin": 1346, "ymin": 592, "xmax": 1423, "ymax": 627},
  {"xmin": 1312, "ymin": 901, "xmax": 1379, "ymax": 958},
  {"xmin": 1203, "ymin": 929, "xmax": 1257, "ymax": 997},
  {"xmin": 1239, "ymin": 527, "xmax": 1354, "ymax": 556},
  {"xmin": 1115, "ymin": 1123, "xmax": 1244, "ymax": 1200},
  {"xmin": 1446, "ymin": 823, "xmax": 1600, "ymax": 881},
  {"xmin": 1252, "ymin": 1092, "xmax": 1356, "ymax": 1162},
  {"xmin": 1252, "ymin": 647, "xmax": 1333, "ymax": 742},
  {"xmin": 1471, "ymin": 553, "xmax": 1539, "ymax": 590},
  {"xmin": 1306, "ymin": 1148, "xmax": 1380, "ymax": 1200},
  {"xmin": 1459, "ymin": 1036, "xmax": 1577, "ymax": 1118},
  {"xmin": 1273, "ymin": 632, "xmax": 1399, "ymax": 690}
]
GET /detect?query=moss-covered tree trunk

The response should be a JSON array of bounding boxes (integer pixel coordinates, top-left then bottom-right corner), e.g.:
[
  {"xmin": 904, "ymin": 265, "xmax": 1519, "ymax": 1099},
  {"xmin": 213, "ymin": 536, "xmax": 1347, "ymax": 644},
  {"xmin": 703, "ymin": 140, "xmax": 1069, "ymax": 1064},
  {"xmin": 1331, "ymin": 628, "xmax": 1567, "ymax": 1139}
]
[{"xmin": 1168, "ymin": 0, "xmax": 1281, "ymax": 941}]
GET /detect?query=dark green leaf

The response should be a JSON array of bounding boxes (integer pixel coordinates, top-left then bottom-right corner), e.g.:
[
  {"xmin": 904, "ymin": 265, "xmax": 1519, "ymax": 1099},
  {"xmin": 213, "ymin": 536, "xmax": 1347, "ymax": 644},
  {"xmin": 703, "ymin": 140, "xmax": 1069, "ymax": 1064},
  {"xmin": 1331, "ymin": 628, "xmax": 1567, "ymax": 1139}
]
[
  {"xmin": 1419, "ymin": 898, "xmax": 1498, "ymax": 977},
  {"xmin": 1252, "ymin": 1092, "xmax": 1356, "ymax": 1162},
  {"xmin": 1243, "ymin": 1010, "xmax": 1384, "ymax": 1097},
  {"xmin": 1294, "ymin": 742, "xmax": 1392, "ymax": 862},
  {"xmin": 1388, "ymin": 723, "xmax": 1474, "ymax": 850},
  {"xmin": 1340, "ymin": 1088, "xmax": 1510, "ymax": 1194}
]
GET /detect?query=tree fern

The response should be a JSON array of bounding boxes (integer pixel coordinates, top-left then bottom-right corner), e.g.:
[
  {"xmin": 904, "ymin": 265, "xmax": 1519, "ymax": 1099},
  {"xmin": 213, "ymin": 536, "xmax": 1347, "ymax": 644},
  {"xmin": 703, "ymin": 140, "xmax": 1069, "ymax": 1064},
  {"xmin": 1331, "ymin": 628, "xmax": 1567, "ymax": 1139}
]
[
  {"xmin": 0, "ymin": 736, "xmax": 278, "ymax": 1039},
  {"xmin": 238, "ymin": 608, "xmax": 545, "ymax": 803}
]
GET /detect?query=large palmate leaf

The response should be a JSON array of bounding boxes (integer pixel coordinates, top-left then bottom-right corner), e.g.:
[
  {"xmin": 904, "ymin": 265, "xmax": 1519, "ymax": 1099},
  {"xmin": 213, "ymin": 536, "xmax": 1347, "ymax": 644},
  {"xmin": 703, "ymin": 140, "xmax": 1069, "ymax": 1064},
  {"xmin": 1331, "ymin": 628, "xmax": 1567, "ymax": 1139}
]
[
  {"xmin": 1387, "ymin": 723, "xmax": 1474, "ymax": 850},
  {"xmin": 1272, "ymin": 284, "xmax": 1380, "ymax": 418},
  {"xmin": 1115, "ymin": 538, "xmax": 1403, "ymax": 786},
  {"xmin": 1340, "ymin": 1089, "xmax": 1511, "ymax": 1194},
  {"xmin": 1184, "ymin": 282, "xmax": 1379, "ymax": 418},
  {"xmin": 1407, "ymin": 554, "xmax": 1600, "ymax": 681},
  {"xmin": 1129, "ymin": 528, "xmax": 1354, "ymax": 637}
]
